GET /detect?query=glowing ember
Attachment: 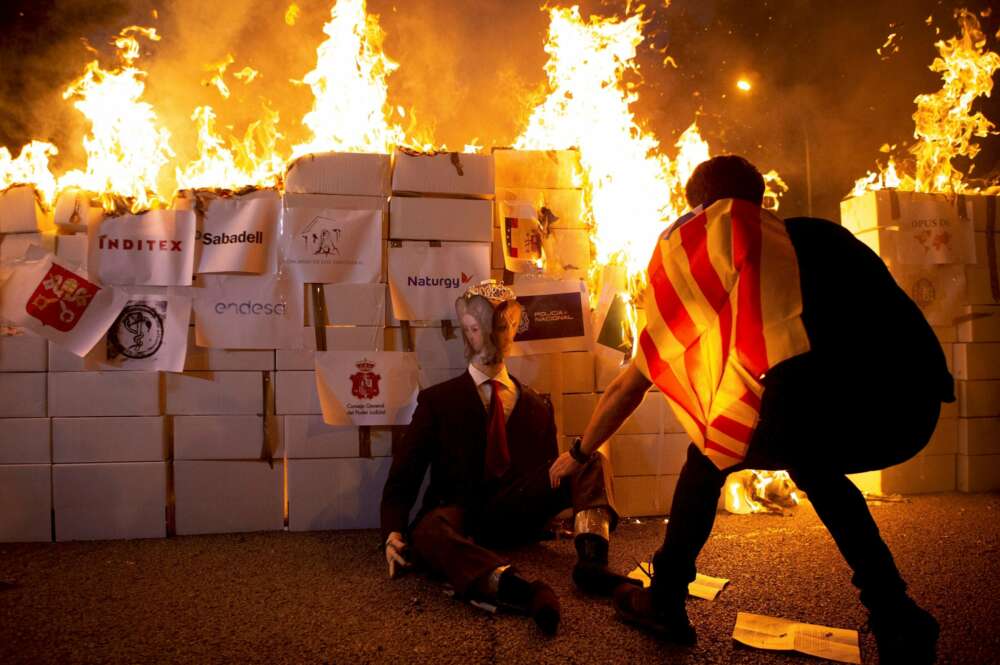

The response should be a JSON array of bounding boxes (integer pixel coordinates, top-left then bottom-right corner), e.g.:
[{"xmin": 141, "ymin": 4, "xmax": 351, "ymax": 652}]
[
  {"xmin": 291, "ymin": 0, "xmax": 405, "ymax": 157},
  {"xmin": 56, "ymin": 26, "xmax": 174, "ymax": 214},
  {"xmin": 853, "ymin": 9, "xmax": 1000, "ymax": 196},
  {"xmin": 736, "ymin": 78, "xmax": 752, "ymax": 92}
]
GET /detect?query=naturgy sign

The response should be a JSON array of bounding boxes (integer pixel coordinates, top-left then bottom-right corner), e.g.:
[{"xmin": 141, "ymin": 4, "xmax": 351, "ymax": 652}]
[{"xmin": 388, "ymin": 242, "xmax": 490, "ymax": 320}]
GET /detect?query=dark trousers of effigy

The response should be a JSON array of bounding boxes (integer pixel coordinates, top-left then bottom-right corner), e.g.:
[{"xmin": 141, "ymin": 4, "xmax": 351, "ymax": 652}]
[
  {"xmin": 409, "ymin": 454, "xmax": 615, "ymax": 596},
  {"xmin": 651, "ymin": 364, "xmax": 943, "ymax": 610}
]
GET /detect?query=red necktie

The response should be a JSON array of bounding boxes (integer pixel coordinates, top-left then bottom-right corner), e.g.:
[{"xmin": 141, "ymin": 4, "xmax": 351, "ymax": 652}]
[{"xmin": 484, "ymin": 379, "xmax": 510, "ymax": 478}]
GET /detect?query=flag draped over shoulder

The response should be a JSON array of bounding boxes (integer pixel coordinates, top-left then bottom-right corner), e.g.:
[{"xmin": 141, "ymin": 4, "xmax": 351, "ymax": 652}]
[{"xmin": 633, "ymin": 199, "xmax": 811, "ymax": 469}]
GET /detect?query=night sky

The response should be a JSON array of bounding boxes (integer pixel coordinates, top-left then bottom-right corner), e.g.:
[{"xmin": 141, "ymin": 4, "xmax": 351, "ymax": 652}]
[{"xmin": 1, "ymin": 0, "xmax": 997, "ymax": 221}]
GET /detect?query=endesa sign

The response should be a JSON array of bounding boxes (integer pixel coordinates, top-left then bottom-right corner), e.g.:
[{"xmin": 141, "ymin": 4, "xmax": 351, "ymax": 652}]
[
  {"xmin": 193, "ymin": 274, "xmax": 303, "ymax": 349},
  {"xmin": 88, "ymin": 210, "xmax": 196, "ymax": 286}
]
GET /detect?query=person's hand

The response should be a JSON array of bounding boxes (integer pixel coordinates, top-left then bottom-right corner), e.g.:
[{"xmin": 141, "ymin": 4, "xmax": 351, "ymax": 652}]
[
  {"xmin": 385, "ymin": 532, "xmax": 411, "ymax": 579},
  {"xmin": 549, "ymin": 451, "xmax": 583, "ymax": 489}
]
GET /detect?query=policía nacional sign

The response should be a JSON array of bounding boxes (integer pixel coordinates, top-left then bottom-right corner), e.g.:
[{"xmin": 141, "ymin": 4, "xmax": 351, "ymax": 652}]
[
  {"xmin": 280, "ymin": 206, "xmax": 381, "ymax": 284},
  {"xmin": 88, "ymin": 210, "xmax": 196, "ymax": 286},
  {"xmin": 510, "ymin": 278, "xmax": 591, "ymax": 355},
  {"xmin": 196, "ymin": 194, "xmax": 279, "ymax": 274},
  {"xmin": 314, "ymin": 351, "xmax": 419, "ymax": 426},
  {"xmin": 387, "ymin": 241, "xmax": 491, "ymax": 321},
  {"xmin": 192, "ymin": 273, "xmax": 304, "ymax": 349}
]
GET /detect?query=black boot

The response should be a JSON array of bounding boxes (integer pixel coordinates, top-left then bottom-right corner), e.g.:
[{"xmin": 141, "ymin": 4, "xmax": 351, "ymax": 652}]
[
  {"xmin": 497, "ymin": 569, "xmax": 561, "ymax": 635},
  {"xmin": 573, "ymin": 533, "xmax": 642, "ymax": 596},
  {"xmin": 613, "ymin": 583, "xmax": 696, "ymax": 645},
  {"xmin": 867, "ymin": 595, "xmax": 939, "ymax": 665}
]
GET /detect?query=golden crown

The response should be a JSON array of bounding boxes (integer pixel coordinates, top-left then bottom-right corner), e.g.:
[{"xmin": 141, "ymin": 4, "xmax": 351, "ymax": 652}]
[{"xmin": 463, "ymin": 279, "xmax": 515, "ymax": 304}]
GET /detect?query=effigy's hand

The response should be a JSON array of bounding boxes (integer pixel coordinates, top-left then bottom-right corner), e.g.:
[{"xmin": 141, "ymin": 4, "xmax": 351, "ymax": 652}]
[
  {"xmin": 549, "ymin": 451, "xmax": 583, "ymax": 489},
  {"xmin": 385, "ymin": 532, "xmax": 411, "ymax": 579}
]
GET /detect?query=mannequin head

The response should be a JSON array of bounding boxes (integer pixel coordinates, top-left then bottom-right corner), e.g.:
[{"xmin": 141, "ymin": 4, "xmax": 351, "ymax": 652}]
[{"xmin": 455, "ymin": 280, "xmax": 523, "ymax": 367}]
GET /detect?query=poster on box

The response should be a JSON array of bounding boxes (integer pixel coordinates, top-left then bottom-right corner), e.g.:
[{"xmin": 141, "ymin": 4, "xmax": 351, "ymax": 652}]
[
  {"xmin": 500, "ymin": 200, "xmax": 547, "ymax": 273},
  {"xmin": 592, "ymin": 265, "xmax": 637, "ymax": 363},
  {"xmin": 196, "ymin": 195, "xmax": 279, "ymax": 274},
  {"xmin": 280, "ymin": 206, "xmax": 381, "ymax": 283},
  {"xmin": 193, "ymin": 273, "xmax": 303, "ymax": 349},
  {"xmin": 510, "ymin": 279, "xmax": 591, "ymax": 356},
  {"xmin": 0, "ymin": 184, "xmax": 48, "ymax": 233},
  {"xmin": 388, "ymin": 242, "xmax": 491, "ymax": 320},
  {"xmin": 88, "ymin": 210, "xmax": 196, "ymax": 286},
  {"xmin": 84, "ymin": 289, "xmax": 191, "ymax": 372},
  {"xmin": 894, "ymin": 195, "xmax": 975, "ymax": 265},
  {"xmin": 314, "ymin": 351, "xmax": 419, "ymax": 426},
  {"xmin": 0, "ymin": 251, "xmax": 127, "ymax": 356},
  {"xmin": 891, "ymin": 264, "xmax": 967, "ymax": 326}
]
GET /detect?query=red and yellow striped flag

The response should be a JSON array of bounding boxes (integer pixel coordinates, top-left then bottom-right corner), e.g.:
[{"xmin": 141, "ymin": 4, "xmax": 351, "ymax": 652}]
[{"xmin": 633, "ymin": 199, "xmax": 811, "ymax": 469}]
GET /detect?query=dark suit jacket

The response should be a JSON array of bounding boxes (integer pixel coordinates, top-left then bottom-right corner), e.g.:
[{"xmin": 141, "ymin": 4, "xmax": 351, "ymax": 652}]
[{"xmin": 380, "ymin": 370, "xmax": 558, "ymax": 542}]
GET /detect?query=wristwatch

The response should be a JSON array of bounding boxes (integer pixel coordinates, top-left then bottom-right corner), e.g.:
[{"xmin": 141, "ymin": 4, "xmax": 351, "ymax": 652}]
[{"xmin": 569, "ymin": 437, "xmax": 592, "ymax": 464}]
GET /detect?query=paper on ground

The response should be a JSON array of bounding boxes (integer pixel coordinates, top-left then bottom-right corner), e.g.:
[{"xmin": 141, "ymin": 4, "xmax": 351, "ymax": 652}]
[
  {"xmin": 627, "ymin": 563, "xmax": 730, "ymax": 601},
  {"xmin": 732, "ymin": 611, "xmax": 861, "ymax": 665}
]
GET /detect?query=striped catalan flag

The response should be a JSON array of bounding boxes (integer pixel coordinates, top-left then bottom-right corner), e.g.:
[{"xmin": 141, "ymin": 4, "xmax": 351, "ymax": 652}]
[{"xmin": 633, "ymin": 198, "xmax": 811, "ymax": 469}]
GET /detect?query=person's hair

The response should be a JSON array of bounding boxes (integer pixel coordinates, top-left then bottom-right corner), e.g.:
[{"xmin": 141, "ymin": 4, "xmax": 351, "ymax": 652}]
[{"xmin": 684, "ymin": 155, "xmax": 765, "ymax": 209}]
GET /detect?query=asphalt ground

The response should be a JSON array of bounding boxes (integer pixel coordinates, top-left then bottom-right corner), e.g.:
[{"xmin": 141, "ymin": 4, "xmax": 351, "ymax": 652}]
[{"xmin": 1, "ymin": 493, "xmax": 998, "ymax": 665}]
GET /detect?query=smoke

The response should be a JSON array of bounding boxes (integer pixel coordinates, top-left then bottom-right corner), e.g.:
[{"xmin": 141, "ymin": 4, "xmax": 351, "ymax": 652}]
[{"xmin": 0, "ymin": 0, "xmax": 997, "ymax": 220}]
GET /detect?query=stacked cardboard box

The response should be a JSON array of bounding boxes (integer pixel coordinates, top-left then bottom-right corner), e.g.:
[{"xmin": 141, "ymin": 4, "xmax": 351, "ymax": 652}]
[
  {"xmin": 384, "ymin": 148, "xmax": 495, "ymax": 385},
  {"xmin": 280, "ymin": 152, "xmax": 391, "ymax": 521},
  {"xmin": 841, "ymin": 190, "xmax": 1000, "ymax": 493}
]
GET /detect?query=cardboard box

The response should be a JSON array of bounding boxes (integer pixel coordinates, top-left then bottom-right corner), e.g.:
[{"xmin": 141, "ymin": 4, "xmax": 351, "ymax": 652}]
[
  {"xmin": 610, "ymin": 433, "xmax": 689, "ymax": 477},
  {"xmin": 505, "ymin": 354, "xmax": 559, "ymax": 395},
  {"xmin": 185, "ymin": 329, "xmax": 275, "ymax": 371},
  {"xmin": 165, "ymin": 371, "xmax": 263, "ymax": 415},
  {"xmin": 495, "ymin": 188, "xmax": 587, "ymax": 229},
  {"xmin": 47, "ymin": 342, "xmax": 86, "ymax": 372},
  {"xmin": 0, "ymin": 418, "xmax": 50, "ymax": 463},
  {"xmin": 966, "ymin": 231, "xmax": 1000, "ymax": 306},
  {"xmin": 389, "ymin": 197, "xmax": 493, "ymax": 242},
  {"xmin": 275, "ymin": 327, "xmax": 383, "ymax": 370},
  {"xmin": 958, "ymin": 380, "xmax": 1000, "ymax": 417},
  {"xmin": 287, "ymin": 457, "xmax": 391, "ymax": 531},
  {"xmin": 48, "ymin": 372, "xmax": 158, "ymax": 417},
  {"xmin": 285, "ymin": 152, "xmax": 391, "ymax": 197},
  {"xmin": 384, "ymin": 326, "xmax": 465, "ymax": 370},
  {"xmin": 563, "ymin": 392, "xmax": 682, "ymax": 436},
  {"xmin": 614, "ymin": 474, "xmax": 677, "ymax": 518},
  {"xmin": 923, "ymin": 418, "xmax": 958, "ymax": 456},
  {"xmin": 174, "ymin": 415, "xmax": 284, "ymax": 460},
  {"xmin": 284, "ymin": 415, "xmax": 391, "ymax": 458},
  {"xmin": 283, "ymin": 192, "xmax": 389, "ymax": 237},
  {"xmin": 492, "ymin": 149, "xmax": 583, "ymax": 189},
  {"xmin": 932, "ymin": 324, "xmax": 959, "ymax": 344},
  {"xmin": 1, "ymin": 231, "xmax": 55, "ymax": 266},
  {"xmin": 957, "ymin": 305, "xmax": 1000, "ymax": 342},
  {"xmin": 53, "ymin": 462, "xmax": 167, "ymax": 541},
  {"xmin": 881, "ymin": 453, "xmax": 956, "ymax": 494},
  {"xmin": 53, "ymin": 188, "xmax": 103, "ymax": 233},
  {"xmin": 562, "ymin": 352, "xmax": 595, "ymax": 394},
  {"xmin": 0, "ymin": 372, "xmax": 46, "ymax": 417},
  {"xmin": 958, "ymin": 417, "xmax": 1000, "ymax": 455},
  {"xmin": 305, "ymin": 283, "xmax": 387, "ymax": 326},
  {"xmin": 392, "ymin": 149, "xmax": 494, "ymax": 197},
  {"xmin": 275, "ymin": 370, "xmax": 322, "ymax": 415},
  {"xmin": 957, "ymin": 453, "xmax": 1000, "ymax": 492},
  {"xmin": 55, "ymin": 233, "xmax": 89, "ymax": 271},
  {"xmin": 0, "ymin": 185, "xmax": 50, "ymax": 233},
  {"xmin": 173, "ymin": 460, "xmax": 284, "ymax": 535},
  {"xmin": 52, "ymin": 417, "xmax": 167, "ymax": 463},
  {"xmin": 953, "ymin": 343, "xmax": 1000, "ymax": 380},
  {"xmin": 0, "ymin": 464, "xmax": 52, "ymax": 542},
  {"xmin": 0, "ymin": 332, "xmax": 47, "ymax": 371},
  {"xmin": 841, "ymin": 189, "xmax": 980, "ymax": 233}
]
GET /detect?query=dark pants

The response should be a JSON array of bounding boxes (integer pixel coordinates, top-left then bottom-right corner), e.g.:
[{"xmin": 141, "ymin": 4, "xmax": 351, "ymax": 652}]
[
  {"xmin": 651, "ymin": 359, "xmax": 943, "ymax": 611},
  {"xmin": 409, "ymin": 453, "xmax": 616, "ymax": 596}
]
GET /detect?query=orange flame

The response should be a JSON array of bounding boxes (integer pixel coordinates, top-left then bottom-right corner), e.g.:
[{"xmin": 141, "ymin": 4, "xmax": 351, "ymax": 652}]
[
  {"xmin": 853, "ymin": 9, "xmax": 1000, "ymax": 196},
  {"xmin": 0, "ymin": 140, "xmax": 59, "ymax": 206},
  {"xmin": 57, "ymin": 26, "xmax": 174, "ymax": 214}
]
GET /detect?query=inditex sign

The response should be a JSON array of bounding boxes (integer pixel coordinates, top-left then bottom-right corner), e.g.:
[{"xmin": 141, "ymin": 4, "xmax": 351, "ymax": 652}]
[
  {"xmin": 193, "ymin": 274, "xmax": 303, "ymax": 349},
  {"xmin": 88, "ymin": 210, "xmax": 196, "ymax": 286}
]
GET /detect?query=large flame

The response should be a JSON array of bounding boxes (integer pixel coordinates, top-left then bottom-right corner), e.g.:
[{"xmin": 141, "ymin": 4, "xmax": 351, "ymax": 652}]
[
  {"xmin": 725, "ymin": 470, "xmax": 802, "ymax": 515},
  {"xmin": 0, "ymin": 140, "xmax": 60, "ymax": 206},
  {"xmin": 56, "ymin": 26, "xmax": 174, "ymax": 214},
  {"xmin": 852, "ymin": 9, "xmax": 1000, "ymax": 196},
  {"xmin": 291, "ymin": 0, "xmax": 405, "ymax": 157}
]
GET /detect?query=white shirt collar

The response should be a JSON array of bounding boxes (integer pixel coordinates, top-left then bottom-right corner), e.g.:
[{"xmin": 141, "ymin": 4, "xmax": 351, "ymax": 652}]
[{"xmin": 468, "ymin": 364, "xmax": 515, "ymax": 393}]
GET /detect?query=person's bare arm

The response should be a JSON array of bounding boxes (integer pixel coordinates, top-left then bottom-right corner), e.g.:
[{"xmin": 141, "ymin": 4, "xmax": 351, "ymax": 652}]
[{"xmin": 549, "ymin": 363, "xmax": 652, "ymax": 487}]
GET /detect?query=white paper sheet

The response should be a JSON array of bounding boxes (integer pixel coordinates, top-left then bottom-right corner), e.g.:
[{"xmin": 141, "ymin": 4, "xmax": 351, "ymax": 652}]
[{"xmin": 314, "ymin": 351, "xmax": 419, "ymax": 426}]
